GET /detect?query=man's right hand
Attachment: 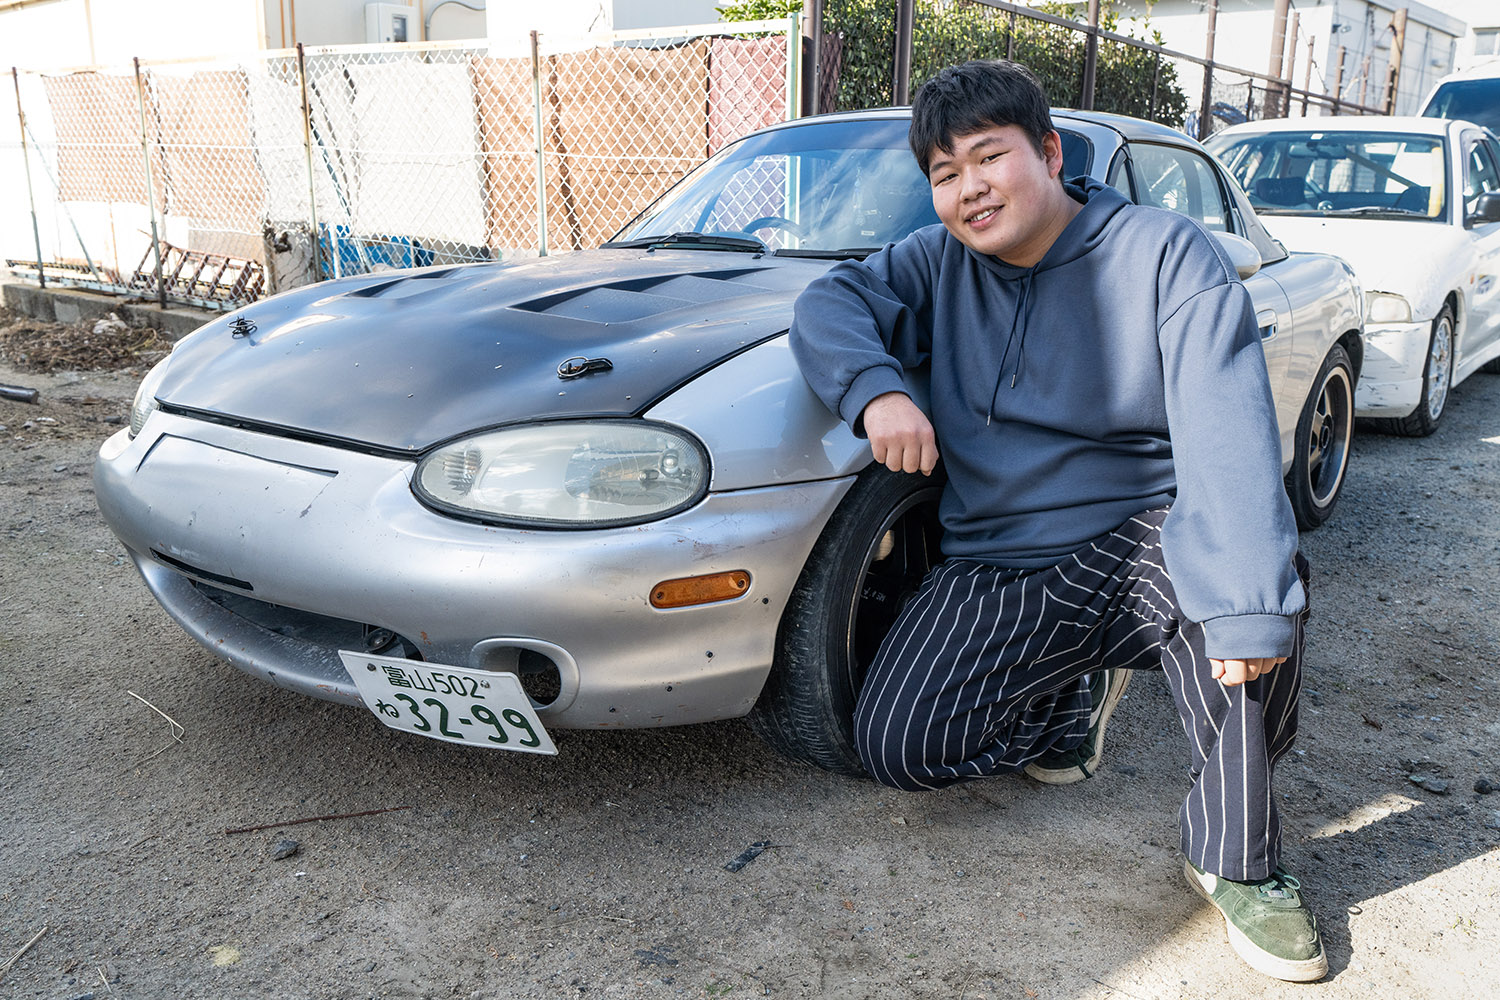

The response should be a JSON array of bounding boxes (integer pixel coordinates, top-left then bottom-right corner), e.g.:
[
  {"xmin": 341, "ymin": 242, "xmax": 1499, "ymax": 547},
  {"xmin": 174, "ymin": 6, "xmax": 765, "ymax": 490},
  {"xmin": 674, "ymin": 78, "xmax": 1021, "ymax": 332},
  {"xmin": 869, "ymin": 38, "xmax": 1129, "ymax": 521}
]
[{"xmin": 863, "ymin": 391, "xmax": 939, "ymax": 475}]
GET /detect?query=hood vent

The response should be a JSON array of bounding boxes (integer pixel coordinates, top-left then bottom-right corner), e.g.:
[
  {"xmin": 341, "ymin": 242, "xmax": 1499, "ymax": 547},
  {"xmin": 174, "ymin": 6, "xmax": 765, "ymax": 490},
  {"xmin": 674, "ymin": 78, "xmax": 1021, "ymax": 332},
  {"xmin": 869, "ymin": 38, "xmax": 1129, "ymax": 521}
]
[{"xmin": 514, "ymin": 269, "xmax": 774, "ymax": 324}]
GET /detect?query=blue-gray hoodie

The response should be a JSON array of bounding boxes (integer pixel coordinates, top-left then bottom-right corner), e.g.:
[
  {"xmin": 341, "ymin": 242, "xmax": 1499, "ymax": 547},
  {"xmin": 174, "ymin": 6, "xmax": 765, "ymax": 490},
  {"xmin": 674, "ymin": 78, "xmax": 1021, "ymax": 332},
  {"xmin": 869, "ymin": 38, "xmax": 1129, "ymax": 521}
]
[{"xmin": 789, "ymin": 178, "xmax": 1305, "ymax": 659}]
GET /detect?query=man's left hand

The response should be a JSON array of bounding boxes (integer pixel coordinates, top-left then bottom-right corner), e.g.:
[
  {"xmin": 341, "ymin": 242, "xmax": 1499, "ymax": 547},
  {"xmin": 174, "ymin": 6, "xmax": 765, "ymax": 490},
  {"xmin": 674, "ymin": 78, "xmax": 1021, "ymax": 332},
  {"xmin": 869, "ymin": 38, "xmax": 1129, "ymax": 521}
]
[{"xmin": 1211, "ymin": 656, "xmax": 1287, "ymax": 687}]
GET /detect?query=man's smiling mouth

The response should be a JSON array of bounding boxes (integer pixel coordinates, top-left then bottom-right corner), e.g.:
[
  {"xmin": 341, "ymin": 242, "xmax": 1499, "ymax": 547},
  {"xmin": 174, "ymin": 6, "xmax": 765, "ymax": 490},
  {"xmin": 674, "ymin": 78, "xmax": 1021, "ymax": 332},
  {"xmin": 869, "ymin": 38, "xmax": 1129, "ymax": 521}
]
[{"xmin": 968, "ymin": 207, "xmax": 999, "ymax": 224}]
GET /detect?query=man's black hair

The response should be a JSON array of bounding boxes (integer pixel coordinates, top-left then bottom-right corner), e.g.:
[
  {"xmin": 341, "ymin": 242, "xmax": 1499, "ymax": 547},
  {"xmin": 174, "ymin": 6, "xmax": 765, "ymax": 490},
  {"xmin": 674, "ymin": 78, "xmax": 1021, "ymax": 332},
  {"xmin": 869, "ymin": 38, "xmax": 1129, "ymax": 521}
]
[{"xmin": 908, "ymin": 60, "xmax": 1054, "ymax": 176}]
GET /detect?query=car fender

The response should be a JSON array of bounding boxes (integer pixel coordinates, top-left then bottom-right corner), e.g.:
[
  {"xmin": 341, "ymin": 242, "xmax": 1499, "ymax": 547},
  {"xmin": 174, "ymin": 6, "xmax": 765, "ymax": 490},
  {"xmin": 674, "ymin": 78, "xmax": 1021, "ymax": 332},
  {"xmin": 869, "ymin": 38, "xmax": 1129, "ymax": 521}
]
[{"xmin": 644, "ymin": 336, "xmax": 871, "ymax": 492}]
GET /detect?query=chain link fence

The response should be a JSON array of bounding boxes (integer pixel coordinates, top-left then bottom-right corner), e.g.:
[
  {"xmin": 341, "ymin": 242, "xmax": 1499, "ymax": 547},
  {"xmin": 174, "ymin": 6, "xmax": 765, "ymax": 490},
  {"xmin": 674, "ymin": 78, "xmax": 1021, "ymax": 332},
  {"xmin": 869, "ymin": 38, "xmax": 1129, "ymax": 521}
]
[{"xmin": 2, "ymin": 19, "xmax": 801, "ymax": 311}]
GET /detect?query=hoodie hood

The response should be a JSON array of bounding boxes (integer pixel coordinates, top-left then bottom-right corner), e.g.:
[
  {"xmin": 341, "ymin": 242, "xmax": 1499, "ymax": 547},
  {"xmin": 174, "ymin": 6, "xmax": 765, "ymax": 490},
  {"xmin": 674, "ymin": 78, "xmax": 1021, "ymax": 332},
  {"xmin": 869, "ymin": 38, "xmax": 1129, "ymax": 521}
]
[
  {"xmin": 975, "ymin": 178, "xmax": 1130, "ymax": 400},
  {"xmin": 981, "ymin": 178, "xmax": 1132, "ymax": 280}
]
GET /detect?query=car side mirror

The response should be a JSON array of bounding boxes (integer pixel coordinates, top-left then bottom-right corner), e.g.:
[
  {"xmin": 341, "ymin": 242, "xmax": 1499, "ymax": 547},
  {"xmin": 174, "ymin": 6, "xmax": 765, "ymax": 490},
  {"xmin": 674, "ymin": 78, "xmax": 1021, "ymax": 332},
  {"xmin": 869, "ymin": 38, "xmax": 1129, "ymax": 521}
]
[
  {"xmin": 1212, "ymin": 231, "xmax": 1263, "ymax": 279},
  {"xmin": 1466, "ymin": 191, "xmax": 1500, "ymax": 227}
]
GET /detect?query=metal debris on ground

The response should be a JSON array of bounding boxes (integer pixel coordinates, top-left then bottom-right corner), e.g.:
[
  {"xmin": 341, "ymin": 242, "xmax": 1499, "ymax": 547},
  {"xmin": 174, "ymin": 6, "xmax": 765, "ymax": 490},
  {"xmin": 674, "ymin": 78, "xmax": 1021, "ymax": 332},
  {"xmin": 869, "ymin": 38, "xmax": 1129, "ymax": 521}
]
[
  {"xmin": 0, "ymin": 383, "xmax": 39, "ymax": 403},
  {"xmin": 724, "ymin": 840, "xmax": 774, "ymax": 873},
  {"xmin": 0, "ymin": 308, "xmax": 170, "ymax": 373},
  {"xmin": 224, "ymin": 804, "xmax": 412, "ymax": 835},
  {"xmin": 127, "ymin": 690, "xmax": 186, "ymax": 763}
]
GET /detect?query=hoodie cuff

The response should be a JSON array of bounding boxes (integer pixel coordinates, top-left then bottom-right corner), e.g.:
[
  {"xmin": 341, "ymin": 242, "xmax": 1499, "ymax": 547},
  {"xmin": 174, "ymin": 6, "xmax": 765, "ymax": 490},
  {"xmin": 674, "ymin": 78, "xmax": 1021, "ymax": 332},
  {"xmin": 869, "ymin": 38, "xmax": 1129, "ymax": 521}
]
[
  {"xmin": 840, "ymin": 365, "xmax": 912, "ymax": 437},
  {"xmin": 1201, "ymin": 613, "xmax": 1296, "ymax": 660}
]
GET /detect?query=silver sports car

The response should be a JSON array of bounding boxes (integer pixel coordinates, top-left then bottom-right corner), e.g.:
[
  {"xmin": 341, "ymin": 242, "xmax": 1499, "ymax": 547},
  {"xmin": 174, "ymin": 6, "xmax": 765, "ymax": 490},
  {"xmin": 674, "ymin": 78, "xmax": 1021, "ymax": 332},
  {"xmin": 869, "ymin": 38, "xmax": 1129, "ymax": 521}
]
[{"xmin": 95, "ymin": 109, "xmax": 1364, "ymax": 774}]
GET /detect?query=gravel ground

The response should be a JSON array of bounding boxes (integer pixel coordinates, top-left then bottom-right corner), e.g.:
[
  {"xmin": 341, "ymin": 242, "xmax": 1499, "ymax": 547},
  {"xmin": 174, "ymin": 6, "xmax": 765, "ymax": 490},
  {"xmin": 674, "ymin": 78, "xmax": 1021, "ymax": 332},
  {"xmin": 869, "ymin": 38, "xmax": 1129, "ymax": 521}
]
[{"xmin": 1, "ymin": 356, "xmax": 1498, "ymax": 1000}]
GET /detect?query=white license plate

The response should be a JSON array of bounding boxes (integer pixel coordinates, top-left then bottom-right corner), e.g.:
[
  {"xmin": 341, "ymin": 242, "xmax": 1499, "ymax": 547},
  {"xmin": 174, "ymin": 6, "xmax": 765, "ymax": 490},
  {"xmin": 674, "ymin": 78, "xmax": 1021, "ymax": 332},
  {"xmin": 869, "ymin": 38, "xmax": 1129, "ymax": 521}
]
[{"xmin": 338, "ymin": 650, "xmax": 557, "ymax": 755}]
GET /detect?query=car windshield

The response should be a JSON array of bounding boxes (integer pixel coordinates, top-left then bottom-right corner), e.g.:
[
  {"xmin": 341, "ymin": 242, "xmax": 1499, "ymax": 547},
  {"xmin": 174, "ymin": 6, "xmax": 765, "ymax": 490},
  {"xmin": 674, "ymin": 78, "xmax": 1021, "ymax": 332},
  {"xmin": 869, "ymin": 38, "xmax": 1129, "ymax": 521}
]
[
  {"xmin": 1422, "ymin": 78, "xmax": 1500, "ymax": 132},
  {"xmin": 1208, "ymin": 130, "xmax": 1447, "ymax": 220},
  {"xmin": 608, "ymin": 119, "xmax": 1091, "ymax": 257}
]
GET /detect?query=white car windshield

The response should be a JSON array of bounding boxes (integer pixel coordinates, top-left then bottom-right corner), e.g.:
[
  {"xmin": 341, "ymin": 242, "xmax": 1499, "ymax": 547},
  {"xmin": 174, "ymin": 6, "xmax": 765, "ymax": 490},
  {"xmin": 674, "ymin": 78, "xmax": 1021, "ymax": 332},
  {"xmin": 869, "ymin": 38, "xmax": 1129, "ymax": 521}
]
[
  {"xmin": 1209, "ymin": 131, "xmax": 1447, "ymax": 220},
  {"xmin": 1422, "ymin": 78, "xmax": 1500, "ymax": 133}
]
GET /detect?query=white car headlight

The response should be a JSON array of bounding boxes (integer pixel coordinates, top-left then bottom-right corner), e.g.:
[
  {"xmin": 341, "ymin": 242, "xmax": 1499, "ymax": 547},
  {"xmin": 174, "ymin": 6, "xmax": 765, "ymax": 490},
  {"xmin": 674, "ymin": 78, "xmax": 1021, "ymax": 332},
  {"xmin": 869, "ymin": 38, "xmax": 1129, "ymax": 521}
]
[
  {"xmin": 414, "ymin": 421, "xmax": 709, "ymax": 527},
  {"xmin": 1366, "ymin": 291, "xmax": 1412, "ymax": 324},
  {"xmin": 128, "ymin": 355, "xmax": 174, "ymax": 438}
]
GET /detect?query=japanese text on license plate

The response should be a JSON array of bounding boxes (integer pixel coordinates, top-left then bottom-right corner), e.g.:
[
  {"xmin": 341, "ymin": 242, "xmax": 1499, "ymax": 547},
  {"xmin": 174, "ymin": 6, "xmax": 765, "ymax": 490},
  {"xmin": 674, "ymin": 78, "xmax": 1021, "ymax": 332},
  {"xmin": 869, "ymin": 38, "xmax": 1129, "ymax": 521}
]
[{"xmin": 338, "ymin": 650, "xmax": 557, "ymax": 755}]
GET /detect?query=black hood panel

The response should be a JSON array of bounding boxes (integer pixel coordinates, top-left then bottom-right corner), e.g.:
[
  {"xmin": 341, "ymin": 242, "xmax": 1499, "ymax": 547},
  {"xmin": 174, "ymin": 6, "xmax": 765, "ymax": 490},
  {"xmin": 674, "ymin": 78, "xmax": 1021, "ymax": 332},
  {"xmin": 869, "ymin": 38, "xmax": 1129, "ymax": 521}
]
[{"xmin": 157, "ymin": 252, "xmax": 826, "ymax": 453}]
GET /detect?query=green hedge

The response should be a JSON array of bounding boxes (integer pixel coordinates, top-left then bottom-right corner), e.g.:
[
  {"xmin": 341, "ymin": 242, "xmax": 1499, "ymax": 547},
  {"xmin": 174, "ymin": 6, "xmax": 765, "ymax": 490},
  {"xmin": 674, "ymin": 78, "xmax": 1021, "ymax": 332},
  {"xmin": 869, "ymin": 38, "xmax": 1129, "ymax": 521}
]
[{"xmin": 820, "ymin": 0, "xmax": 1189, "ymax": 129}]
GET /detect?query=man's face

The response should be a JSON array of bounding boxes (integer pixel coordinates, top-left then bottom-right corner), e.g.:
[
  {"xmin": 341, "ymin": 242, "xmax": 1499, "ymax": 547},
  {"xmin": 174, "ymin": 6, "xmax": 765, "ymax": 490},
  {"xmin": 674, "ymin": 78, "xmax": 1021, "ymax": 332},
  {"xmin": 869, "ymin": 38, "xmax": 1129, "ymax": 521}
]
[{"xmin": 925, "ymin": 123, "xmax": 1067, "ymax": 264}]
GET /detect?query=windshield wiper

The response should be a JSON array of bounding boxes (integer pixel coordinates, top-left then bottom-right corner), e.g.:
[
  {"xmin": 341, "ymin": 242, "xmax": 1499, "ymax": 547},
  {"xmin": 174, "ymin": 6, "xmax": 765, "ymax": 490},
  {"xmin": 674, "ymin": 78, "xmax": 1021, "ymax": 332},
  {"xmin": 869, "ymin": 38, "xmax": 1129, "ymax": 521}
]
[
  {"xmin": 772, "ymin": 247, "xmax": 885, "ymax": 259},
  {"xmin": 601, "ymin": 231, "xmax": 767, "ymax": 252},
  {"xmin": 1318, "ymin": 206, "xmax": 1428, "ymax": 217}
]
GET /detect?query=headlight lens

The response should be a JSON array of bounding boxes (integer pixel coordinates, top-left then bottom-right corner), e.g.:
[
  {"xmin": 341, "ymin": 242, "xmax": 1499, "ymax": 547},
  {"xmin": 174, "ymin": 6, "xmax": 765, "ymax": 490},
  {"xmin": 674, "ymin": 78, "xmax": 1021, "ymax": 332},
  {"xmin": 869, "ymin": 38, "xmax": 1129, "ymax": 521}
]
[
  {"xmin": 128, "ymin": 355, "xmax": 173, "ymax": 438},
  {"xmin": 414, "ymin": 421, "xmax": 709, "ymax": 527},
  {"xmin": 1366, "ymin": 291, "xmax": 1412, "ymax": 324}
]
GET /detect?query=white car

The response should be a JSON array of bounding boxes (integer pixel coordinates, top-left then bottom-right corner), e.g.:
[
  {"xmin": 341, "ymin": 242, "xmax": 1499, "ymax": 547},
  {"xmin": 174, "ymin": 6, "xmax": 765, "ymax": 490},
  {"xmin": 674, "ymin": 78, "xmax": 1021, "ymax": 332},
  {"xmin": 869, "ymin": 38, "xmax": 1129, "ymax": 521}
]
[
  {"xmin": 1208, "ymin": 116, "xmax": 1500, "ymax": 435},
  {"xmin": 1421, "ymin": 62, "xmax": 1500, "ymax": 135}
]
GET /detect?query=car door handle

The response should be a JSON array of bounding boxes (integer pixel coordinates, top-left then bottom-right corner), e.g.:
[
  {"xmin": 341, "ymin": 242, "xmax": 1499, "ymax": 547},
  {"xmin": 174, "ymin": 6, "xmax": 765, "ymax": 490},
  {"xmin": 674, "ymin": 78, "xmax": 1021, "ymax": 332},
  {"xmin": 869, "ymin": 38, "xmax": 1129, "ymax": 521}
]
[{"xmin": 1256, "ymin": 309, "xmax": 1278, "ymax": 341}]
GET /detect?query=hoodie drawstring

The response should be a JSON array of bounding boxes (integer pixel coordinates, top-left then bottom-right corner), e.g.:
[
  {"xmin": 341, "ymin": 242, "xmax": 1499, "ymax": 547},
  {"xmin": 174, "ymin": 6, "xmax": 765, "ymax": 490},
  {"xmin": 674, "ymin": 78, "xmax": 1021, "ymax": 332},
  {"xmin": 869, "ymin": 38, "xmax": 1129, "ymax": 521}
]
[{"xmin": 987, "ymin": 265, "xmax": 1035, "ymax": 425}]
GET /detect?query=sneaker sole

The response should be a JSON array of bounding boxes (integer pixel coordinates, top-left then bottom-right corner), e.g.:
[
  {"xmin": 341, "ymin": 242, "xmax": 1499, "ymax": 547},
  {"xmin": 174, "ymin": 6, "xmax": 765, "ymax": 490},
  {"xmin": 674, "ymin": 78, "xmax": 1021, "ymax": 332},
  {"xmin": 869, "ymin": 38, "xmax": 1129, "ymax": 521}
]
[
  {"xmin": 1024, "ymin": 669, "xmax": 1132, "ymax": 785},
  {"xmin": 1183, "ymin": 860, "xmax": 1328, "ymax": 983}
]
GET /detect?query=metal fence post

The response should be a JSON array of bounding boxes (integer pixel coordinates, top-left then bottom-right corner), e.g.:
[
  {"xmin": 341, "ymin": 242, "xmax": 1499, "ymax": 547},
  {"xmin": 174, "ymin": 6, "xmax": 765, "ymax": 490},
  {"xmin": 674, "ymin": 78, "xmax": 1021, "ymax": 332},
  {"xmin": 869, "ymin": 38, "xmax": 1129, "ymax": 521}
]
[
  {"xmin": 786, "ymin": 12, "xmax": 803, "ymax": 121},
  {"xmin": 804, "ymin": 0, "xmax": 823, "ymax": 115},
  {"xmin": 1081, "ymin": 0, "xmax": 1099, "ymax": 111},
  {"xmin": 1006, "ymin": 11, "xmax": 1016, "ymax": 61},
  {"xmin": 892, "ymin": 0, "xmax": 914, "ymax": 106},
  {"xmin": 530, "ymin": 30, "xmax": 549, "ymax": 257},
  {"xmin": 12, "ymin": 67, "xmax": 46, "ymax": 290},
  {"xmin": 1198, "ymin": 0, "xmax": 1218, "ymax": 140},
  {"xmin": 1149, "ymin": 50, "xmax": 1160, "ymax": 121},
  {"xmin": 296, "ymin": 43, "xmax": 324, "ymax": 281},
  {"xmin": 133, "ymin": 57, "xmax": 167, "ymax": 308}
]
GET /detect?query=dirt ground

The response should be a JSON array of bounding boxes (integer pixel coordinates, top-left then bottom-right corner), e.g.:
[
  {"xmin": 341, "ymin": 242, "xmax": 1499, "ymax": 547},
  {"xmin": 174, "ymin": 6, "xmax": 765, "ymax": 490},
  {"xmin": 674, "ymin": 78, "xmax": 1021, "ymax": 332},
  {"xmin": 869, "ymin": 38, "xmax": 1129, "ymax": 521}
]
[{"xmin": 1, "ymin": 343, "xmax": 1498, "ymax": 1000}]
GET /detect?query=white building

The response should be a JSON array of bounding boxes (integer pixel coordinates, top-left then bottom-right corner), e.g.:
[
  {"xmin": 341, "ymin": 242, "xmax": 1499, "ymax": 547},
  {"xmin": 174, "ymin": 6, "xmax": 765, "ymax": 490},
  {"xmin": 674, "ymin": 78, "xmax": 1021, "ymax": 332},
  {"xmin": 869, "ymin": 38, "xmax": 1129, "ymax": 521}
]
[
  {"xmin": 1431, "ymin": 0, "xmax": 1499, "ymax": 69},
  {"xmin": 0, "ymin": 0, "xmax": 487, "ymax": 71},
  {"xmin": 1106, "ymin": 0, "xmax": 1468, "ymax": 115}
]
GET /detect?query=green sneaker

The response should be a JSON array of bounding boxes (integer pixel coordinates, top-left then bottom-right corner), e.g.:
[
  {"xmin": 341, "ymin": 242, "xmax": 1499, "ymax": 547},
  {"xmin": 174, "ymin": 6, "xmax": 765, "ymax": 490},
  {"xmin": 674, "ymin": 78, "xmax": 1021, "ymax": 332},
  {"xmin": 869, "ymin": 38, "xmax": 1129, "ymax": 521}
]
[
  {"xmin": 1184, "ymin": 860, "xmax": 1327, "ymax": 982},
  {"xmin": 1023, "ymin": 668, "xmax": 1131, "ymax": 784}
]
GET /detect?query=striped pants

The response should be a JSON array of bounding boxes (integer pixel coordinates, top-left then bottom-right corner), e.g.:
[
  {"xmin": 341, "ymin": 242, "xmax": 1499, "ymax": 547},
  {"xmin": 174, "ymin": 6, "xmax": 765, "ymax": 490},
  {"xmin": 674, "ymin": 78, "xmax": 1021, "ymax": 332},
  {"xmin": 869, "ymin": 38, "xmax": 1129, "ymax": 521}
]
[{"xmin": 854, "ymin": 506, "xmax": 1307, "ymax": 881}]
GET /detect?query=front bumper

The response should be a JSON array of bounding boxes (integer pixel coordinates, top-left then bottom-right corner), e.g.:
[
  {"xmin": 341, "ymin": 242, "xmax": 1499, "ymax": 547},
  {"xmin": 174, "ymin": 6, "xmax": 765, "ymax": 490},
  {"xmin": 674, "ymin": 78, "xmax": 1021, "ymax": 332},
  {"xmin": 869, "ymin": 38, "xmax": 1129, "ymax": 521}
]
[
  {"xmin": 1355, "ymin": 319, "xmax": 1430, "ymax": 418},
  {"xmin": 95, "ymin": 412, "xmax": 853, "ymax": 729}
]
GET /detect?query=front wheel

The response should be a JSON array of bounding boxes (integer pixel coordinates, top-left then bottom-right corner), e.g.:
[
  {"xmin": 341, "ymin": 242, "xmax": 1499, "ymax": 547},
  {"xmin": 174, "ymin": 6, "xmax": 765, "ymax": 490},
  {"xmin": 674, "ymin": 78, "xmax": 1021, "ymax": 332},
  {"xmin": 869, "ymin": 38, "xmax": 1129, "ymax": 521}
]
[
  {"xmin": 747, "ymin": 465, "xmax": 943, "ymax": 776},
  {"xmin": 1286, "ymin": 343, "xmax": 1355, "ymax": 531}
]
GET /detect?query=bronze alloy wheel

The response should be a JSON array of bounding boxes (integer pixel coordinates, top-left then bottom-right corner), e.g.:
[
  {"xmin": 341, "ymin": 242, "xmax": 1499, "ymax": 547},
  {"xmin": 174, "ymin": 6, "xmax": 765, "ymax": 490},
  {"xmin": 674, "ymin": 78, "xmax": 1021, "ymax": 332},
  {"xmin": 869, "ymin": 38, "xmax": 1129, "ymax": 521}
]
[{"xmin": 1287, "ymin": 343, "xmax": 1355, "ymax": 530}]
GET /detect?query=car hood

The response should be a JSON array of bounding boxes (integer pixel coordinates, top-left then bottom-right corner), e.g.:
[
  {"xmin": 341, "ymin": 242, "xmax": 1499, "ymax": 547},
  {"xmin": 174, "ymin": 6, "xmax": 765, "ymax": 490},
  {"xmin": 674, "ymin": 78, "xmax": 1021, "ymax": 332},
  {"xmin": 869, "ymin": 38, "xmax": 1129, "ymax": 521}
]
[
  {"xmin": 156, "ymin": 251, "xmax": 829, "ymax": 453},
  {"xmin": 1256, "ymin": 215, "xmax": 1472, "ymax": 318}
]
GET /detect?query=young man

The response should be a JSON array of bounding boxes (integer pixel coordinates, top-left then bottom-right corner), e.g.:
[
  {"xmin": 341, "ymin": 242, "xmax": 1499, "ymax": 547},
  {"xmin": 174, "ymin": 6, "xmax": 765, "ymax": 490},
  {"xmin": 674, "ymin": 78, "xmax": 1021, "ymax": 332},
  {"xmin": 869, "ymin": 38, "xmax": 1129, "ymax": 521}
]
[{"xmin": 788, "ymin": 61, "xmax": 1324, "ymax": 982}]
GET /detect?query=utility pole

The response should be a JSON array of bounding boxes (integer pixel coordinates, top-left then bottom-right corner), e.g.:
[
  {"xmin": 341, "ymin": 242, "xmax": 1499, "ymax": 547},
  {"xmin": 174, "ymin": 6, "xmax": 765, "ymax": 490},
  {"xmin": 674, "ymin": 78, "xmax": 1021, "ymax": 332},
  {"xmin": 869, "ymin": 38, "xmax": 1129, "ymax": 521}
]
[
  {"xmin": 1384, "ymin": 7, "xmax": 1409, "ymax": 114},
  {"xmin": 1333, "ymin": 46, "xmax": 1347, "ymax": 114},
  {"xmin": 1302, "ymin": 35, "xmax": 1315, "ymax": 115},
  {"xmin": 1284, "ymin": 10, "xmax": 1299, "ymax": 116},
  {"xmin": 1265, "ymin": 0, "xmax": 1291, "ymax": 118}
]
